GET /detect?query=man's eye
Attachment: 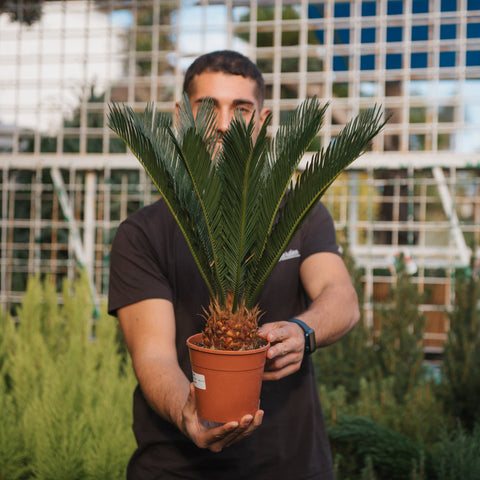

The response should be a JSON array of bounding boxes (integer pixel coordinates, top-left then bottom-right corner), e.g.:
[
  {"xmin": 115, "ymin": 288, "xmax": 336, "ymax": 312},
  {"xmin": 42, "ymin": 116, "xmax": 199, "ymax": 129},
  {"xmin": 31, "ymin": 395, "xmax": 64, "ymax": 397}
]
[{"xmin": 236, "ymin": 106, "xmax": 252, "ymax": 115}]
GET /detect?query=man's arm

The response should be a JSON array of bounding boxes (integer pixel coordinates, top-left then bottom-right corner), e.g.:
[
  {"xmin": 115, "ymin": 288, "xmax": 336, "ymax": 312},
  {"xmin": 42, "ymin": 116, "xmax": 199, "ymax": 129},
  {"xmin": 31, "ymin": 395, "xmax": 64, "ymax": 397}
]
[
  {"xmin": 118, "ymin": 298, "xmax": 263, "ymax": 452},
  {"xmin": 258, "ymin": 252, "xmax": 360, "ymax": 381}
]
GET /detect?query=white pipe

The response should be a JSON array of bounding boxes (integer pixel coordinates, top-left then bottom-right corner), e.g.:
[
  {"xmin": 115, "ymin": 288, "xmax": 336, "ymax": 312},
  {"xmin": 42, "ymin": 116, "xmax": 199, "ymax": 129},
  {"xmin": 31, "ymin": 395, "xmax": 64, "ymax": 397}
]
[
  {"xmin": 84, "ymin": 171, "xmax": 96, "ymax": 279},
  {"xmin": 432, "ymin": 166, "xmax": 470, "ymax": 266},
  {"xmin": 50, "ymin": 167, "xmax": 100, "ymax": 316}
]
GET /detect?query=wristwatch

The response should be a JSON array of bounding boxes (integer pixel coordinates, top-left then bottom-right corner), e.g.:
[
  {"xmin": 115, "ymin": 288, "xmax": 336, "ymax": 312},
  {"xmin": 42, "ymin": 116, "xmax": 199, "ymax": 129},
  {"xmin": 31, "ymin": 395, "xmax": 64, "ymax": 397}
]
[{"xmin": 286, "ymin": 318, "xmax": 316, "ymax": 355}]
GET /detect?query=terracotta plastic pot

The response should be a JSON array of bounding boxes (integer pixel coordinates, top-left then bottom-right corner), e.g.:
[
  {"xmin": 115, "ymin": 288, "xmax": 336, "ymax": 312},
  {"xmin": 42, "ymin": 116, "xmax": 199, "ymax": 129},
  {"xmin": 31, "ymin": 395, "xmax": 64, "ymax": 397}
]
[{"xmin": 186, "ymin": 333, "xmax": 269, "ymax": 423}]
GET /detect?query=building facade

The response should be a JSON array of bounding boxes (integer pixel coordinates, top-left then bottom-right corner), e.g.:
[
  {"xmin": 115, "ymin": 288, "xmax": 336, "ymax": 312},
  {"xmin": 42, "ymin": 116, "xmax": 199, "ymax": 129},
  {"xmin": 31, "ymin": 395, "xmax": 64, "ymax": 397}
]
[{"xmin": 1, "ymin": 0, "xmax": 480, "ymax": 350}]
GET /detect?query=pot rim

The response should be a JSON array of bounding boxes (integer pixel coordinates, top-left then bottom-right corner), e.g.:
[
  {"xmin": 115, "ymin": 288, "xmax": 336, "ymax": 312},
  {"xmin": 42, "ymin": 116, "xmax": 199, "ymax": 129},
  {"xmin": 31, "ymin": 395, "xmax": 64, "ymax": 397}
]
[{"xmin": 186, "ymin": 332, "xmax": 269, "ymax": 355}]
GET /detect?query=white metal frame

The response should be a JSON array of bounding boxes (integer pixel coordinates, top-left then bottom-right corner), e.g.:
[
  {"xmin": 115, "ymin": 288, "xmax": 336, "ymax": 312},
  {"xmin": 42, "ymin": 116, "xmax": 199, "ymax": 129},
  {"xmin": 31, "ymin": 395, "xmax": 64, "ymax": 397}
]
[{"xmin": 1, "ymin": 1, "xmax": 480, "ymax": 350}]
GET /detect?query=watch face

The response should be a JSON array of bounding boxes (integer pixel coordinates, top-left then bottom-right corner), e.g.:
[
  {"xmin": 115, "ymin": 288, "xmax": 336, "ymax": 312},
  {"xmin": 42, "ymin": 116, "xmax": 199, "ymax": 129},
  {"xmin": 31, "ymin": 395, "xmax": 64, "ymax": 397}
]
[
  {"xmin": 287, "ymin": 318, "xmax": 316, "ymax": 354},
  {"xmin": 306, "ymin": 331, "xmax": 316, "ymax": 354}
]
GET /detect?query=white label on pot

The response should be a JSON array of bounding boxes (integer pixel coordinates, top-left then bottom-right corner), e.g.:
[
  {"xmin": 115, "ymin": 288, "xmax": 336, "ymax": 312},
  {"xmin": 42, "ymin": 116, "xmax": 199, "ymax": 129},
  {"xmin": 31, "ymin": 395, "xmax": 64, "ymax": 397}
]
[{"xmin": 192, "ymin": 371, "xmax": 206, "ymax": 390}]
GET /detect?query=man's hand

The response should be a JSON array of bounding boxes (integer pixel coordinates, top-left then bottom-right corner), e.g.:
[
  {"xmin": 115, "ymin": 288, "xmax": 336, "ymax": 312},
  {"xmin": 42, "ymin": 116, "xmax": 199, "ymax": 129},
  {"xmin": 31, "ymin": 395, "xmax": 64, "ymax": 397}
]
[
  {"xmin": 181, "ymin": 384, "xmax": 264, "ymax": 452},
  {"xmin": 257, "ymin": 321, "xmax": 305, "ymax": 381},
  {"xmin": 257, "ymin": 252, "xmax": 361, "ymax": 383}
]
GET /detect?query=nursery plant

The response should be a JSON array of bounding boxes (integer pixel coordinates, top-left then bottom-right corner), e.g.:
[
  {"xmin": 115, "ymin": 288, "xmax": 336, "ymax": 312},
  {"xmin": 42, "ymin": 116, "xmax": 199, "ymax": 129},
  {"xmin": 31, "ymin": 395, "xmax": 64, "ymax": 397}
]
[
  {"xmin": 108, "ymin": 95, "xmax": 386, "ymax": 351},
  {"xmin": 440, "ymin": 247, "xmax": 480, "ymax": 430},
  {"xmin": 0, "ymin": 275, "xmax": 136, "ymax": 480},
  {"xmin": 373, "ymin": 256, "xmax": 427, "ymax": 401}
]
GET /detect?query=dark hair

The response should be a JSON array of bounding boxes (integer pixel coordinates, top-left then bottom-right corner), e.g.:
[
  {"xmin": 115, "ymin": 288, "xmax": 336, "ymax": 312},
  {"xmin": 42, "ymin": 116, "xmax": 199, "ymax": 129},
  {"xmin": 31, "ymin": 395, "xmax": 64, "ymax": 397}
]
[{"xmin": 183, "ymin": 50, "xmax": 265, "ymax": 106}]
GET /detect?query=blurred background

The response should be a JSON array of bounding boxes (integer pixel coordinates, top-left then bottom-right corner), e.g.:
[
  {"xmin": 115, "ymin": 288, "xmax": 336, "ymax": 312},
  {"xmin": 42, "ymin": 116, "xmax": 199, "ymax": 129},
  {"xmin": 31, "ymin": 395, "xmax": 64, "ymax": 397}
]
[{"xmin": 1, "ymin": 0, "xmax": 479, "ymax": 353}]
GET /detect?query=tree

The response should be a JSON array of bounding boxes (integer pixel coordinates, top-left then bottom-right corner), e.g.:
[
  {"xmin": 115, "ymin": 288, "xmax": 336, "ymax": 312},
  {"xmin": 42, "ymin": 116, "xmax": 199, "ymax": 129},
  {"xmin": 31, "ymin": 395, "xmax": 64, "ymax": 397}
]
[
  {"xmin": 0, "ymin": 0, "xmax": 43, "ymax": 25},
  {"xmin": 440, "ymin": 248, "xmax": 480, "ymax": 431},
  {"xmin": 313, "ymin": 231, "xmax": 376, "ymax": 399},
  {"xmin": 373, "ymin": 255, "xmax": 426, "ymax": 401}
]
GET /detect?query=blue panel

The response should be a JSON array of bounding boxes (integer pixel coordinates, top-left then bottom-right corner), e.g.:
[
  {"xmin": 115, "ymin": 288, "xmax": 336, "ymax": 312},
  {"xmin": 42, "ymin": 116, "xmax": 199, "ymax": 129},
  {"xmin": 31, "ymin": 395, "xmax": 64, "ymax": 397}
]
[
  {"xmin": 412, "ymin": 0, "xmax": 429, "ymax": 13},
  {"xmin": 467, "ymin": 23, "xmax": 480, "ymax": 38},
  {"xmin": 388, "ymin": 1, "xmax": 403, "ymax": 15},
  {"xmin": 361, "ymin": 54, "xmax": 376, "ymax": 70},
  {"xmin": 467, "ymin": 0, "xmax": 480, "ymax": 9},
  {"xmin": 314, "ymin": 30, "xmax": 325, "ymax": 44},
  {"xmin": 411, "ymin": 52, "xmax": 428, "ymax": 68},
  {"xmin": 334, "ymin": 2, "xmax": 350, "ymax": 17},
  {"xmin": 362, "ymin": 27, "xmax": 376, "ymax": 43},
  {"xmin": 440, "ymin": 51, "xmax": 456, "ymax": 67},
  {"xmin": 308, "ymin": 4, "xmax": 324, "ymax": 19},
  {"xmin": 412, "ymin": 25, "xmax": 429, "ymax": 41},
  {"xmin": 441, "ymin": 0, "xmax": 456, "ymax": 11},
  {"xmin": 387, "ymin": 26, "xmax": 403, "ymax": 42},
  {"xmin": 466, "ymin": 50, "xmax": 480, "ymax": 66},
  {"xmin": 386, "ymin": 53, "xmax": 402, "ymax": 69},
  {"xmin": 441, "ymin": 24, "xmax": 456, "ymax": 39},
  {"xmin": 333, "ymin": 55, "xmax": 349, "ymax": 71},
  {"xmin": 362, "ymin": 1, "xmax": 376, "ymax": 16},
  {"xmin": 334, "ymin": 28, "xmax": 350, "ymax": 44}
]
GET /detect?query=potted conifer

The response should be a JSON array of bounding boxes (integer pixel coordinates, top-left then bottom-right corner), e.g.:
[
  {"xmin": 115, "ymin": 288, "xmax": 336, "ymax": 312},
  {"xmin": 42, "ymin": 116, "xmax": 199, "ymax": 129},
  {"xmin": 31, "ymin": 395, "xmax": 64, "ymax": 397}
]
[{"xmin": 108, "ymin": 96, "xmax": 386, "ymax": 422}]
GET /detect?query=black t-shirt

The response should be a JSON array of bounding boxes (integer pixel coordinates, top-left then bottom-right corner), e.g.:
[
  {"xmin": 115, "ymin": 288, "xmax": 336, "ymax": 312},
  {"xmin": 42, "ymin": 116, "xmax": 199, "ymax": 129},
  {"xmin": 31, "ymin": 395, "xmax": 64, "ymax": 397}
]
[{"xmin": 109, "ymin": 199, "xmax": 339, "ymax": 480}]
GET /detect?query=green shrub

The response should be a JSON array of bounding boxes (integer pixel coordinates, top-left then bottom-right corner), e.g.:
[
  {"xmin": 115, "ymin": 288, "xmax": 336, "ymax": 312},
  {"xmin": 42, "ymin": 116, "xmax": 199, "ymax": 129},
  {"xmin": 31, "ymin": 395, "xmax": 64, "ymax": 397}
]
[
  {"xmin": 329, "ymin": 416, "xmax": 433, "ymax": 480},
  {"xmin": 314, "ymin": 233, "xmax": 377, "ymax": 400},
  {"xmin": 373, "ymin": 258, "xmax": 427, "ymax": 401},
  {"xmin": 440, "ymin": 249, "xmax": 480, "ymax": 431},
  {"xmin": 321, "ymin": 377, "xmax": 445, "ymax": 448},
  {"xmin": 317, "ymin": 245, "xmax": 480, "ymax": 479},
  {"xmin": 432, "ymin": 422, "xmax": 480, "ymax": 480},
  {"xmin": 0, "ymin": 275, "xmax": 136, "ymax": 480}
]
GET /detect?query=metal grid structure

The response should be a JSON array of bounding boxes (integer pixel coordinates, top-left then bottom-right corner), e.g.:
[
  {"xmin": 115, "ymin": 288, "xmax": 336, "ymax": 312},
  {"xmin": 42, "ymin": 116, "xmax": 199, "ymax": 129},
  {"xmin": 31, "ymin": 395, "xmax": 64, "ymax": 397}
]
[{"xmin": 1, "ymin": 0, "xmax": 480, "ymax": 350}]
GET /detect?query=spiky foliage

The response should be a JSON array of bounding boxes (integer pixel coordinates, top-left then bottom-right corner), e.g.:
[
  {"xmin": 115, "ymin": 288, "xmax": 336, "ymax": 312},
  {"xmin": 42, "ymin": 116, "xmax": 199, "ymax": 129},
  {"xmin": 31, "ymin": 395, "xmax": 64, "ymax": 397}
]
[
  {"xmin": 108, "ymin": 95, "xmax": 386, "ymax": 349},
  {"xmin": 440, "ymin": 247, "xmax": 480, "ymax": 431},
  {"xmin": 328, "ymin": 416, "xmax": 434, "ymax": 480}
]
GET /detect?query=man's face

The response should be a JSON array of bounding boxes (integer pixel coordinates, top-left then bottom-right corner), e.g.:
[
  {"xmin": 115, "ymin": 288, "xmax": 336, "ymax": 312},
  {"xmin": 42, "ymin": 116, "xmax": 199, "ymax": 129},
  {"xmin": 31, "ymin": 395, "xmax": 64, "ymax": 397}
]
[{"xmin": 185, "ymin": 71, "xmax": 270, "ymax": 145}]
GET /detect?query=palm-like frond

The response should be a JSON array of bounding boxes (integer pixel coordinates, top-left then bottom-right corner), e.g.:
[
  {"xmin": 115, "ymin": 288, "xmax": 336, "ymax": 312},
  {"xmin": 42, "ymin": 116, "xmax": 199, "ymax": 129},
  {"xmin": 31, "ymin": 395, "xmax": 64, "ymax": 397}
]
[
  {"xmin": 108, "ymin": 99, "xmax": 221, "ymax": 301},
  {"xmin": 214, "ymin": 110, "xmax": 271, "ymax": 308},
  {"xmin": 108, "ymin": 98, "xmax": 387, "ymax": 312},
  {"xmin": 242, "ymin": 98, "xmax": 328, "ymax": 301},
  {"xmin": 247, "ymin": 105, "xmax": 385, "ymax": 305}
]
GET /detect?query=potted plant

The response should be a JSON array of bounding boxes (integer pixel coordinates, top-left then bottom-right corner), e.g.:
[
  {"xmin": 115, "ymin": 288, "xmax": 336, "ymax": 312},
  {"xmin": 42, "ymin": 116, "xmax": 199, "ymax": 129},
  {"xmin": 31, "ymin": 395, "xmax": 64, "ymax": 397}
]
[{"xmin": 108, "ymin": 96, "xmax": 385, "ymax": 422}]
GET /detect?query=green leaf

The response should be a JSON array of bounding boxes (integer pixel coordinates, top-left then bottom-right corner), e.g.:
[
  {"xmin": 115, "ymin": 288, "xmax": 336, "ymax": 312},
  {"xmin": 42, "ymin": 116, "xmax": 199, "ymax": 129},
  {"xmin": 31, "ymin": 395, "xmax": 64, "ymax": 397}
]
[
  {"xmin": 108, "ymin": 98, "xmax": 387, "ymax": 312},
  {"xmin": 248, "ymin": 105, "xmax": 386, "ymax": 305}
]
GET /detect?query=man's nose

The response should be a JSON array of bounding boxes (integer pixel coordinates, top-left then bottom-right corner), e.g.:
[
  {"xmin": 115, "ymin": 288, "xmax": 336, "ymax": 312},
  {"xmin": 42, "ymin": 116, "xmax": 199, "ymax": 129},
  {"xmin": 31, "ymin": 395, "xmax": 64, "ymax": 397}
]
[{"xmin": 216, "ymin": 108, "xmax": 232, "ymax": 133}]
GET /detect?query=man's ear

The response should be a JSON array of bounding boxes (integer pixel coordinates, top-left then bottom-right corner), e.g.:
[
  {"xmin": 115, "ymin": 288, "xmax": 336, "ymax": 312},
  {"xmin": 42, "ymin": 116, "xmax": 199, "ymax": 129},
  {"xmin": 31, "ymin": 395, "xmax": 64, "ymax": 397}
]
[{"xmin": 259, "ymin": 107, "xmax": 271, "ymax": 126}]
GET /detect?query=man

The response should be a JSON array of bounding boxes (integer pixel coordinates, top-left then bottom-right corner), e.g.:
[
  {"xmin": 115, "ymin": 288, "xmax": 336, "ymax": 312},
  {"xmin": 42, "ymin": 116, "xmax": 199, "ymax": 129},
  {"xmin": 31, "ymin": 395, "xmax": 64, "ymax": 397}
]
[{"xmin": 109, "ymin": 50, "xmax": 359, "ymax": 479}]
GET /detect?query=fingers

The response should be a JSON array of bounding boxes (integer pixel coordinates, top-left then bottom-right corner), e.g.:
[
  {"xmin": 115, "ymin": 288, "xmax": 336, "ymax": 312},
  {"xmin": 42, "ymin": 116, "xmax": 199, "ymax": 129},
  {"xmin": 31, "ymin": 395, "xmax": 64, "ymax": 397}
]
[
  {"xmin": 259, "ymin": 322, "xmax": 305, "ymax": 381},
  {"xmin": 202, "ymin": 410, "xmax": 264, "ymax": 453},
  {"xmin": 183, "ymin": 383, "xmax": 264, "ymax": 453},
  {"xmin": 263, "ymin": 362, "xmax": 301, "ymax": 381},
  {"xmin": 259, "ymin": 322, "xmax": 304, "ymax": 353}
]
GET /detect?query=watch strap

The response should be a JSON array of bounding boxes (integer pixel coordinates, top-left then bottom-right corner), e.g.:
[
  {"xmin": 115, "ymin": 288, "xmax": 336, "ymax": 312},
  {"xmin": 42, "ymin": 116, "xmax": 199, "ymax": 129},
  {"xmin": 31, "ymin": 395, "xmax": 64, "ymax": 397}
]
[{"xmin": 285, "ymin": 318, "xmax": 316, "ymax": 355}]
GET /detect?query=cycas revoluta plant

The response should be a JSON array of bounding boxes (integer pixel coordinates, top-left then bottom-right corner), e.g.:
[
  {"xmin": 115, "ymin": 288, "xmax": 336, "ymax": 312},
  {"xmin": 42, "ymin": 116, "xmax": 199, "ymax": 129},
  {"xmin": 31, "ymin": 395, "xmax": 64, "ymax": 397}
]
[{"xmin": 108, "ymin": 95, "xmax": 386, "ymax": 350}]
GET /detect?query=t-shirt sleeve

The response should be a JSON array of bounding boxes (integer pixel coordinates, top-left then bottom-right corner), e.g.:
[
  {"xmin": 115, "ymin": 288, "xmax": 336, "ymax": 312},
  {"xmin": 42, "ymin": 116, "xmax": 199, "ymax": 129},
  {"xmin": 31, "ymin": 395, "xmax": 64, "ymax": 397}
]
[
  {"xmin": 108, "ymin": 214, "xmax": 173, "ymax": 316},
  {"xmin": 300, "ymin": 202, "xmax": 341, "ymax": 261}
]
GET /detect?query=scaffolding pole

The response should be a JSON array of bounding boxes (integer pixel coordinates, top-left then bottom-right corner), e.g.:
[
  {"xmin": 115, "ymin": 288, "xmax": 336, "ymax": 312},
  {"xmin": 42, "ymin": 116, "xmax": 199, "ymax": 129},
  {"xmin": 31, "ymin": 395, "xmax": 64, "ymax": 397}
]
[
  {"xmin": 50, "ymin": 167, "xmax": 100, "ymax": 317},
  {"xmin": 432, "ymin": 166, "xmax": 470, "ymax": 267}
]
